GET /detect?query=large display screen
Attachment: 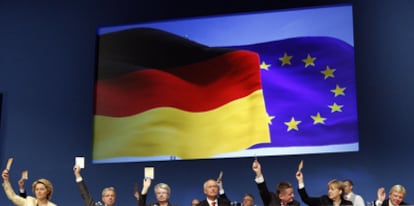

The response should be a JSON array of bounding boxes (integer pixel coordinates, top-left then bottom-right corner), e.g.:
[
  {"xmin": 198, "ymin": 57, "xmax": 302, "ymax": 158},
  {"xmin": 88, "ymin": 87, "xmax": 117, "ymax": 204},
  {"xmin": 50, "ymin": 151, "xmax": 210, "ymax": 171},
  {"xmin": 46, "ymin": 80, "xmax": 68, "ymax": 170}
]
[{"xmin": 93, "ymin": 4, "xmax": 358, "ymax": 163}]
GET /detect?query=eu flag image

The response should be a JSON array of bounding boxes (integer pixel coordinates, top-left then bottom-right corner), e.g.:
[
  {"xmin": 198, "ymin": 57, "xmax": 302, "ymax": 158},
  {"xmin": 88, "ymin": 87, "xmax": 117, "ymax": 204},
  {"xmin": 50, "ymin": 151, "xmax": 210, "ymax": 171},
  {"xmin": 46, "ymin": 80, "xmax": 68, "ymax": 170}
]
[{"xmin": 229, "ymin": 36, "xmax": 358, "ymax": 152}]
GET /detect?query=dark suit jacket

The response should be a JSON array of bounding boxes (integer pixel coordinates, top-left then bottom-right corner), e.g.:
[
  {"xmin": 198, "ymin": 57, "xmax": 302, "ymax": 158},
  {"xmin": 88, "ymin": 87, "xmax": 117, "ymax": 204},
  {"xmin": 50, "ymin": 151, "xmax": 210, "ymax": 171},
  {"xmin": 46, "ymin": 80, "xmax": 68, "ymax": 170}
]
[
  {"xmin": 19, "ymin": 191, "xmax": 27, "ymax": 198},
  {"xmin": 257, "ymin": 181, "xmax": 300, "ymax": 206},
  {"xmin": 298, "ymin": 187, "xmax": 353, "ymax": 206},
  {"xmin": 138, "ymin": 193, "xmax": 176, "ymax": 206},
  {"xmin": 197, "ymin": 194, "xmax": 231, "ymax": 206},
  {"xmin": 77, "ymin": 180, "xmax": 98, "ymax": 206},
  {"xmin": 374, "ymin": 199, "xmax": 409, "ymax": 206}
]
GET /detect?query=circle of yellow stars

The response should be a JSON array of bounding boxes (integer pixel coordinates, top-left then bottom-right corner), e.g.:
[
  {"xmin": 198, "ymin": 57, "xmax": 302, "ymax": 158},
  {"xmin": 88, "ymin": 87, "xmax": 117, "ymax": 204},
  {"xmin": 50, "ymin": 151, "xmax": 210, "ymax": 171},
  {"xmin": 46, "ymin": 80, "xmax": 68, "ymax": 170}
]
[{"xmin": 260, "ymin": 52, "xmax": 347, "ymax": 132}]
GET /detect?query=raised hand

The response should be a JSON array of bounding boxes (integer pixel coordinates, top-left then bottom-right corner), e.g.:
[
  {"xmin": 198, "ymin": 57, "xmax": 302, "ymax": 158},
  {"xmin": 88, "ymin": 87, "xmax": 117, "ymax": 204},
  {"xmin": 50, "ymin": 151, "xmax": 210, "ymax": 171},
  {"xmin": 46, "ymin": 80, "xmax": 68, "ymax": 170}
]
[
  {"xmin": 295, "ymin": 170, "xmax": 304, "ymax": 184},
  {"xmin": 377, "ymin": 187, "xmax": 386, "ymax": 202},
  {"xmin": 141, "ymin": 177, "xmax": 152, "ymax": 195},
  {"xmin": 252, "ymin": 159, "xmax": 263, "ymax": 177},
  {"xmin": 2, "ymin": 169, "xmax": 9, "ymax": 182}
]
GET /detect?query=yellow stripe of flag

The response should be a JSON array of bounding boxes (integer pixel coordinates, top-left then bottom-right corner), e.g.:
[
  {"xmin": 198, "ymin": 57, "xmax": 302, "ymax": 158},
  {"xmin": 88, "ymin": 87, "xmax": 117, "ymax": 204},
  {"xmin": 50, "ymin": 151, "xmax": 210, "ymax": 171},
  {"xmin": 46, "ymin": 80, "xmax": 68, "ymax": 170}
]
[{"xmin": 93, "ymin": 90, "xmax": 270, "ymax": 160}]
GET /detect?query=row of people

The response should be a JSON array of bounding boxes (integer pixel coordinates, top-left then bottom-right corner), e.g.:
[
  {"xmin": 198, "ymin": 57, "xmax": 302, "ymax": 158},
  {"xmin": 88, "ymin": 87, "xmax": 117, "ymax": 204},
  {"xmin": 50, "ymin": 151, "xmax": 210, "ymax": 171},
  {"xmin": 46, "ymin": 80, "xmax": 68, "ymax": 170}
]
[{"xmin": 1, "ymin": 159, "xmax": 409, "ymax": 206}]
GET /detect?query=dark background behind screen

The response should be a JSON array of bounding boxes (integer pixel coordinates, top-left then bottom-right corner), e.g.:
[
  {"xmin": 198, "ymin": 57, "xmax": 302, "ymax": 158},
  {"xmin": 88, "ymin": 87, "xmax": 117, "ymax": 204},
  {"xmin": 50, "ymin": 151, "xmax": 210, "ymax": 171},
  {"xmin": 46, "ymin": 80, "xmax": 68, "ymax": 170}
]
[{"xmin": 1, "ymin": 0, "xmax": 414, "ymax": 205}]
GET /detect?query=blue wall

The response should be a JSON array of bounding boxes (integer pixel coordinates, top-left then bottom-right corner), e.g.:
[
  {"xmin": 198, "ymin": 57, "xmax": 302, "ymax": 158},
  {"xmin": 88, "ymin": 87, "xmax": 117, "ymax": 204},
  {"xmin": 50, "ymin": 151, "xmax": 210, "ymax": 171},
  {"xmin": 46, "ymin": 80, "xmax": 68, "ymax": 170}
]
[{"xmin": 1, "ymin": 0, "xmax": 414, "ymax": 205}]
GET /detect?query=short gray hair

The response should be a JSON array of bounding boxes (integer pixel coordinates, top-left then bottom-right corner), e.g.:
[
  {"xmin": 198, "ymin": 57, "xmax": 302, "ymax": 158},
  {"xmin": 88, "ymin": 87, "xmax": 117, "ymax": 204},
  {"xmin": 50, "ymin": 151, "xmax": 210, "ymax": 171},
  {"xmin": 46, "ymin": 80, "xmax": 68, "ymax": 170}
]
[
  {"xmin": 102, "ymin": 187, "xmax": 116, "ymax": 196},
  {"xmin": 154, "ymin": 183, "xmax": 171, "ymax": 195}
]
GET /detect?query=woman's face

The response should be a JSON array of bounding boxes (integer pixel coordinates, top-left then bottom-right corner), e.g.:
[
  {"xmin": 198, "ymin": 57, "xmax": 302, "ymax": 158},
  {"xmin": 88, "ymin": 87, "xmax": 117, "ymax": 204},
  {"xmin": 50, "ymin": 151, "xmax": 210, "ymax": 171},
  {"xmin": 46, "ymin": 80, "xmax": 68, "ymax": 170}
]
[
  {"xmin": 34, "ymin": 183, "xmax": 49, "ymax": 200},
  {"xmin": 155, "ymin": 188, "xmax": 170, "ymax": 202},
  {"xmin": 328, "ymin": 184, "xmax": 342, "ymax": 200}
]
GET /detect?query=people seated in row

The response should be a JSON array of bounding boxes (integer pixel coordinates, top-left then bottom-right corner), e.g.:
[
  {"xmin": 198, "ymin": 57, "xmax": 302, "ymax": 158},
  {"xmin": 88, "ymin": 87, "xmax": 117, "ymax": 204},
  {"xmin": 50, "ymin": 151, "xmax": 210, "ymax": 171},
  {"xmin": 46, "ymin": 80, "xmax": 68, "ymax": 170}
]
[{"xmin": 2, "ymin": 159, "xmax": 410, "ymax": 206}]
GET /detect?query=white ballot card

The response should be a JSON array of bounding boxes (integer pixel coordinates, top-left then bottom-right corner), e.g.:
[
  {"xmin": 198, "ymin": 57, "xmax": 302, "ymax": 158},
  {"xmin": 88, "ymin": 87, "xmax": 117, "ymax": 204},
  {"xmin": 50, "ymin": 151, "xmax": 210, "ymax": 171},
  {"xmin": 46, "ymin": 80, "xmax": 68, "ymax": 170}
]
[
  {"xmin": 75, "ymin": 156, "xmax": 85, "ymax": 169},
  {"xmin": 298, "ymin": 160, "xmax": 304, "ymax": 172},
  {"xmin": 145, "ymin": 167, "xmax": 154, "ymax": 179},
  {"xmin": 21, "ymin": 170, "xmax": 28, "ymax": 180},
  {"xmin": 6, "ymin": 158, "xmax": 13, "ymax": 170},
  {"xmin": 217, "ymin": 171, "xmax": 223, "ymax": 182}
]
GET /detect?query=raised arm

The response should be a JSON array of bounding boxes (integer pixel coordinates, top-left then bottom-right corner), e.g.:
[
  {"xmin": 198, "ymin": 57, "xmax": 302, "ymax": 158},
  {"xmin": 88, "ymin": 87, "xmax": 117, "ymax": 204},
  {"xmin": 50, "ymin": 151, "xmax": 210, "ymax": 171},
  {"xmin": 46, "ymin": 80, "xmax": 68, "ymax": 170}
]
[
  {"xmin": 138, "ymin": 178, "xmax": 152, "ymax": 206},
  {"xmin": 253, "ymin": 159, "xmax": 272, "ymax": 206},
  {"xmin": 18, "ymin": 177, "xmax": 27, "ymax": 198},
  {"xmin": 2, "ymin": 169, "xmax": 26, "ymax": 205},
  {"xmin": 252, "ymin": 159, "xmax": 263, "ymax": 178},
  {"xmin": 295, "ymin": 170, "xmax": 319, "ymax": 206},
  {"xmin": 375, "ymin": 187, "xmax": 386, "ymax": 206},
  {"xmin": 73, "ymin": 165, "xmax": 95, "ymax": 206}
]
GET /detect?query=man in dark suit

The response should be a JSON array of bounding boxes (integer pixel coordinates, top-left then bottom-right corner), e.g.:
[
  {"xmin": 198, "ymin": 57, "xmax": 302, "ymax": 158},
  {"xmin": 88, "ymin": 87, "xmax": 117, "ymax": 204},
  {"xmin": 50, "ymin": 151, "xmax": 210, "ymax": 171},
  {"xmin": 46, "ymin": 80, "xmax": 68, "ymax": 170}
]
[
  {"xmin": 197, "ymin": 179, "xmax": 231, "ymax": 206},
  {"xmin": 374, "ymin": 185, "xmax": 409, "ymax": 206},
  {"xmin": 73, "ymin": 165, "xmax": 116, "ymax": 206},
  {"xmin": 252, "ymin": 159, "xmax": 300, "ymax": 206}
]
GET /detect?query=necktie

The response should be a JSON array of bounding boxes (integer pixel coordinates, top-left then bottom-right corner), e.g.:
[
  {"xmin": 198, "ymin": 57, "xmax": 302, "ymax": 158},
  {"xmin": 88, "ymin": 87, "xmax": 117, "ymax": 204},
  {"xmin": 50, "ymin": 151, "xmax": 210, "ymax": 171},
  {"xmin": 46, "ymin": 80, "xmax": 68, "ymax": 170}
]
[{"xmin": 212, "ymin": 201, "xmax": 216, "ymax": 206}]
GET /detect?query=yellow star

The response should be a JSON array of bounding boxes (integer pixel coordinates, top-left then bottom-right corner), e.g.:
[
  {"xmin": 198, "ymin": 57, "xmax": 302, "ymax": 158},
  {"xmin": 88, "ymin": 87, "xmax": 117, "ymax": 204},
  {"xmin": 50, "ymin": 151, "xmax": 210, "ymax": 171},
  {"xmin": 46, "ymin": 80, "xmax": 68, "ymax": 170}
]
[
  {"xmin": 278, "ymin": 52, "xmax": 293, "ymax": 66},
  {"xmin": 302, "ymin": 54, "xmax": 316, "ymax": 68},
  {"xmin": 310, "ymin": 112, "xmax": 327, "ymax": 124},
  {"xmin": 284, "ymin": 117, "xmax": 301, "ymax": 132},
  {"xmin": 267, "ymin": 114, "xmax": 276, "ymax": 125},
  {"xmin": 321, "ymin": 65, "xmax": 336, "ymax": 79},
  {"xmin": 330, "ymin": 84, "xmax": 346, "ymax": 97},
  {"xmin": 328, "ymin": 102, "xmax": 344, "ymax": 113},
  {"xmin": 260, "ymin": 61, "xmax": 271, "ymax": 70}
]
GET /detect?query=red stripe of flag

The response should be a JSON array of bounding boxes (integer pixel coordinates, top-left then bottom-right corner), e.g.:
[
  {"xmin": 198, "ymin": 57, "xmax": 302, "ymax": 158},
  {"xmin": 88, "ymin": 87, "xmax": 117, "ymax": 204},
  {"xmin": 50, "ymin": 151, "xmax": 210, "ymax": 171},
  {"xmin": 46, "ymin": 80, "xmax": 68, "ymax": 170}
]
[{"xmin": 95, "ymin": 50, "xmax": 263, "ymax": 117}]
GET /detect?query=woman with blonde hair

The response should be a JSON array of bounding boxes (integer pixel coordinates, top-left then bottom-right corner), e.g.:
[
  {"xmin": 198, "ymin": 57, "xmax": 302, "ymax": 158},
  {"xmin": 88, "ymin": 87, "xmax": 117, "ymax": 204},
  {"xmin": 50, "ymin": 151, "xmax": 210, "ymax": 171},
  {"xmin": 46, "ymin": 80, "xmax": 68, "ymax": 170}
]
[
  {"xmin": 296, "ymin": 169, "xmax": 352, "ymax": 206},
  {"xmin": 2, "ymin": 169, "xmax": 57, "ymax": 206}
]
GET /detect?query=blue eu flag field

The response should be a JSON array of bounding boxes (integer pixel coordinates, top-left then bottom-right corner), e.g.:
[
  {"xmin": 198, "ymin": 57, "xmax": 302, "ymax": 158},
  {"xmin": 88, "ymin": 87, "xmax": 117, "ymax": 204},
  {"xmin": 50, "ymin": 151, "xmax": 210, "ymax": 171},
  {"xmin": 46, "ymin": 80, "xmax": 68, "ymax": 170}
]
[{"xmin": 229, "ymin": 36, "xmax": 358, "ymax": 149}]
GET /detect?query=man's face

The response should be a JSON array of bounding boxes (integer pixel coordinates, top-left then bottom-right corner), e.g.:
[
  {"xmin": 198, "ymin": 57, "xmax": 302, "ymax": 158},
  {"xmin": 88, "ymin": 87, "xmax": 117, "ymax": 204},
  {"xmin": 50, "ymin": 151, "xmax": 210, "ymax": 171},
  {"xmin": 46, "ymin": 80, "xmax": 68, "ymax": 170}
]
[
  {"xmin": 102, "ymin": 190, "xmax": 116, "ymax": 206},
  {"xmin": 204, "ymin": 180, "xmax": 218, "ymax": 199},
  {"xmin": 343, "ymin": 181, "xmax": 353, "ymax": 194},
  {"xmin": 389, "ymin": 191, "xmax": 405, "ymax": 206},
  {"xmin": 155, "ymin": 188, "xmax": 170, "ymax": 202},
  {"xmin": 242, "ymin": 196, "xmax": 254, "ymax": 206},
  {"xmin": 279, "ymin": 187, "xmax": 295, "ymax": 203}
]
